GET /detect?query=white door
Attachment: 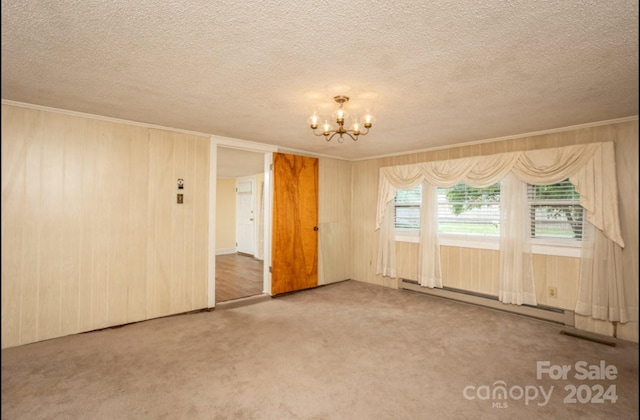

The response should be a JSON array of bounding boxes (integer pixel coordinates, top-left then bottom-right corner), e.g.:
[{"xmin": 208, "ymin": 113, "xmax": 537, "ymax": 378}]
[{"xmin": 236, "ymin": 178, "xmax": 255, "ymax": 255}]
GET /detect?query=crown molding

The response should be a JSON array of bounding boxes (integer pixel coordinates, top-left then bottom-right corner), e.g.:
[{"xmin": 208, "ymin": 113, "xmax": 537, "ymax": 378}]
[{"xmin": 1, "ymin": 99, "xmax": 212, "ymax": 138}]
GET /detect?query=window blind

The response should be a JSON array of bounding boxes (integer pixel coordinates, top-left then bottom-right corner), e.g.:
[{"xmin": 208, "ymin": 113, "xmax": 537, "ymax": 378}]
[
  {"xmin": 528, "ymin": 180, "xmax": 583, "ymax": 240},
  {"xmin": 395, "ymin": 185, "xmax": 422, "ymax": 229},
  {"xmin": 437, "ymin": 183, "xmax": 500, "ymax": 236}
]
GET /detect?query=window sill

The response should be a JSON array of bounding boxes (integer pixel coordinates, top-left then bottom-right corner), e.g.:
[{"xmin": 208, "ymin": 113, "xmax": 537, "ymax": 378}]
[{"xmin": 394, "ymin": 232, "xmax": 581, "ymax": 258}]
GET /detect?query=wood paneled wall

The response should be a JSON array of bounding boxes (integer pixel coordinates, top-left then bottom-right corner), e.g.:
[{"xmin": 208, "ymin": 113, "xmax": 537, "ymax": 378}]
[
  {"xmin": 351, "ymin": 120, "xmax": 639, "ymax": 342},
  {"xmin": 318, "ymin": 158, "xmax": 352, "ymax": 285},
  {"xmin": 1, "ymin": 105, "xmax": 210, "ymax": 348},
  {"xmin": 2, "ymin": 102, "xmax": 636, "ymax": 346},
  {"xmin": 395, "ymin": 244, "xmax": 580, "ymax": 310},
  {"xmin": 396, "ymin": 242, "xmax": 580, "ymax": 311}
]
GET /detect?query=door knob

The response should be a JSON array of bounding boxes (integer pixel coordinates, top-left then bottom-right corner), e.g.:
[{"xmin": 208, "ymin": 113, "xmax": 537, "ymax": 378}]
[{"xmin": 313, "ymin": 226, "xmax": 319, "ymax": 231}]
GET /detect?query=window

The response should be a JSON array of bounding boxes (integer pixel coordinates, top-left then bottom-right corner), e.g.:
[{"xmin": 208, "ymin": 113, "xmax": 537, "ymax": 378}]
[
  {"xmin": 528, "ymin": 179, "xmax": 583, "ymax": 241},
  {"xmin": 394, "ymin": 184, "xmax": 422, "ymax": 229},
  {"xmin": 394, "ymin": 179, "xmax": 583, "ymax": 254},
  {"xmin": 437, "ymin": 183, "xmax": 501, "ymax": 236},
  {"xmin": 394, "ymin": 182, "xmax": 501, "ymax": 236}
]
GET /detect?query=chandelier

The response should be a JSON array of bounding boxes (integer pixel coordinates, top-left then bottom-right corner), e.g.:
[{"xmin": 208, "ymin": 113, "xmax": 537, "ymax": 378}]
[{"xmin": 307, "ymin": 95, "xmax": 375, "ymax": 142}]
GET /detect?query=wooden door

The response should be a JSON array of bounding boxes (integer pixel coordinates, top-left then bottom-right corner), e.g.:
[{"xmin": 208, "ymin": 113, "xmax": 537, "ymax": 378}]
[{"xmin": 271, "ymin": 153, "xmax": 319, "ymax": 295}]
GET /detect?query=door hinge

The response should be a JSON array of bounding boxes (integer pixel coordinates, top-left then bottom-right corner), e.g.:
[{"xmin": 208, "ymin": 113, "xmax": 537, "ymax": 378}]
[
  {"xmin": 270, "ymin": 163, "xmax": 273, "ymax": 171},
  {"xmin": 269, "ymin": 266, "xmax": 272, "ymax": 273}
]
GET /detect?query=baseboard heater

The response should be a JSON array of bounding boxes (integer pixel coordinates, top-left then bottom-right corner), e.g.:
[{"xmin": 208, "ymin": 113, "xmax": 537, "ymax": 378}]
[{"xmin": 400, "ymin": 279, "xmax": 574, "ymax": 327}]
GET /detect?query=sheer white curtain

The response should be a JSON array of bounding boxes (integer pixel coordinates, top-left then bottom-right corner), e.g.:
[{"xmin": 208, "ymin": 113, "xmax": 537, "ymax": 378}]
[
  {"xmin": 418, "ymin": 182, "xmax": 442, "ymax": 288},
  {"xmin": 576, "ymin": 221, "xmax": 631, "ymax": 322},
  {"xmin": 376, "ymin": 166, "xmax": 423, "ymax": 279},
  {"xmin": 376, "ymin": 180, "xmax": 442, "ymax": 287},
  {"xmin": 498, "ymin": 173, "xmax": 536, "ymax": 305},
  {"xmin": 375, "ymin": 142, "xmax": 632, "ymax": 321},
  {"xmin": 376, "ymin": 199, "xmax": 397, "ymax": 278}
]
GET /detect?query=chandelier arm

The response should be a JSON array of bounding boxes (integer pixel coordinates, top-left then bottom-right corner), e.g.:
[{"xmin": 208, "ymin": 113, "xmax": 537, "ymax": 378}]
[
  {"xmin": 326, "ymin": 132, "xmax": 339, "ymax": 142},
  {"xmin": 342, "ymin": 131, "xmax": 359, "ymax": 142},
  {"xmin": 314, "ymin": 130, "xmax": 362, "ymax": 142}
]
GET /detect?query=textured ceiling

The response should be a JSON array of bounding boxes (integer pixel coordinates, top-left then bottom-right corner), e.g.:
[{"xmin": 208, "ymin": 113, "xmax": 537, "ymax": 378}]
[{"xmin": 2, "ymin": 0, "xmax": 638, "ymax": 160}]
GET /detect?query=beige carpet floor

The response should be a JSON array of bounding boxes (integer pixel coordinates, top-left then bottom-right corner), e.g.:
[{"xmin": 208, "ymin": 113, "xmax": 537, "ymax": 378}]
[{"xmin": 2, "ymin": 280, "xmax": 638, "ymax": 419}]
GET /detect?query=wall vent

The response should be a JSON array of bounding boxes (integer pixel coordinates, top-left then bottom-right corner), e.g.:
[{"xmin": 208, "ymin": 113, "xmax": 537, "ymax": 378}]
[{"xmin": 559, "ymin": 330, "xmax": 617, "ymax": 347}]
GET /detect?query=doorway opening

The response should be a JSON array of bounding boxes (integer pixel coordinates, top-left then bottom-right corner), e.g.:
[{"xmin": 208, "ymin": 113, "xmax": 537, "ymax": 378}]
[
  {"xmin": 215, "ymin": 253, "xmax": 263, "ymax": 302},
  {"xmin": 214, "ymin": 145, "xmax": 271, "ymax": 303}
]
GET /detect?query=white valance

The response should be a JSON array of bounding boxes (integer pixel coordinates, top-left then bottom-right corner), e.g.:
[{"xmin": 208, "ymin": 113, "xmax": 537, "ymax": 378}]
[
  {"xmin": 376, "ymin": 142, "xmax": 624, "ymax": 248},
  {"xmin": 375, "ymin": 142, "xmax": 632, "ymax": 323}
]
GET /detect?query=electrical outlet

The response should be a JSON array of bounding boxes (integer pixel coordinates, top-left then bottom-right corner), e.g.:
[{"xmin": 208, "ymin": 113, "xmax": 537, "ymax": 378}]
[{"xmin": 549, "ymin": 287, "xmax": 558, "ymax": 298}]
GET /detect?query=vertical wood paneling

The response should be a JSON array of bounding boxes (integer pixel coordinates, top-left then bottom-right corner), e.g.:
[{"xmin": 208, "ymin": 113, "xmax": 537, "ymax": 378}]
[
  {"xmin": 574, "ymin": 316, "xmax": 614, "ymax": 337},
  {"xmin": 107, "ymin": 124, "xmax": 131, "ymax": 327},
  {"xmin": 395, "ymin": 242, "xmax": 418, "ymax": 281},
  {"xmin": 479, "ymin": 249, "xmax": 498, "ymax": 295},
  {"xmin": 468, "ymin": 248, "xmax": 480, "ymax": 292},
  {"xmin": 613, "ymin": 123, "xmax": 638, "ymax": 342},
  {"xmin": 532, "ymin": 254, "xmax": 547, "ymax": 305},
  {"xmin": 170, "ymin": 134, "xmax": 186, "ymax": 314},
  {"xmin": 442, "ymin": 246, "xmax": 457, "ymax": 288},
  {"xmin": 193, "ymin": 137, "xmax": 210, "ymax": 309},
  {"xmin": 350, "ymin": 118, "xmax": 638, "ymax": 342},
  {"xmin": 37, "ymin": 112, "xmax": 65, "ymax": 341},
  {"xmin": 574, "ymin": 127, "xmax": 594, "ymax": 145},
  {"xmin": 2, "ymin": 103, "xmax": 636, "ymax": 346},
  {"xmin": 59, "ymin": 115, "xmax": 83, "ymax": 337},
  {"xmin": 148, "ymin": 130, "xmax": 175, "ymax": 318},
  {"xmin": 126, "ymin": 126, "xmax": 150, "ymax": 323},
  {"xmin": 479, "ymin": 142, "xmax": 497, "ymax": 155},
  {"xmin": 78, "ymin": 119, "xmax": 97, "ymax": 333},
  {"xmin": 318, "ymin": 158, "xmax": 351, "ymax": 285},
  {"xmin": 91, "ymin": 122, "xmax": 111, "ymax": 329},
  {"xmin": 20, "ymin": 110, "xmax": 44, "ymax": 344},
  {"xmin": 545, "ymin": 255, "xmax": 560, "ymax": 307},
  {"xmin": 1, "ymin": 106, "xmax": 26, "ymax": 345},
  {"xmin": 556, "ymin": 256, "xmax": 579, "ymax": 309},
  {"xmin": 183, "ymin": 138, "xmax": 196, "ymax": 310},
  {"xmin": 1, "ymin": 105, "xmax": 210, "ymax": 349},
  {"xmin": 458, "ymin": 248, "xmax": 472, "ymax": 291}
]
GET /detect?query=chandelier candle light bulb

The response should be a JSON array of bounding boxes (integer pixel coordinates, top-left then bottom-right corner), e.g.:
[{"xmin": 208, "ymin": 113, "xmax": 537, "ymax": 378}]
[
  {"xmin": 322, "ymin": 120, "xmax": 333, "ymax": 136},
  {"xmin": 364, "ymin": 113, "xmax": 374, "ymax": 128},
  {"xmin": 309, "ymin": 112, "xmax": 319, "ymax": 130},
  {"xmin": 309, "ymin": 95, "xmax": 374, "ymax": 143},
  {"xmin": 352, "ymin": 119, "xmax": 361, "ymax": 135}
]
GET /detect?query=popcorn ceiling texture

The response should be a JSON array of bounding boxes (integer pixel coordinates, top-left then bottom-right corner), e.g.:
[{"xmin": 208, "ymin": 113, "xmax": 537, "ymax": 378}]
[{"xmin": 1, "ymin": 0, "xmax": 638, "ymax": 159}]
